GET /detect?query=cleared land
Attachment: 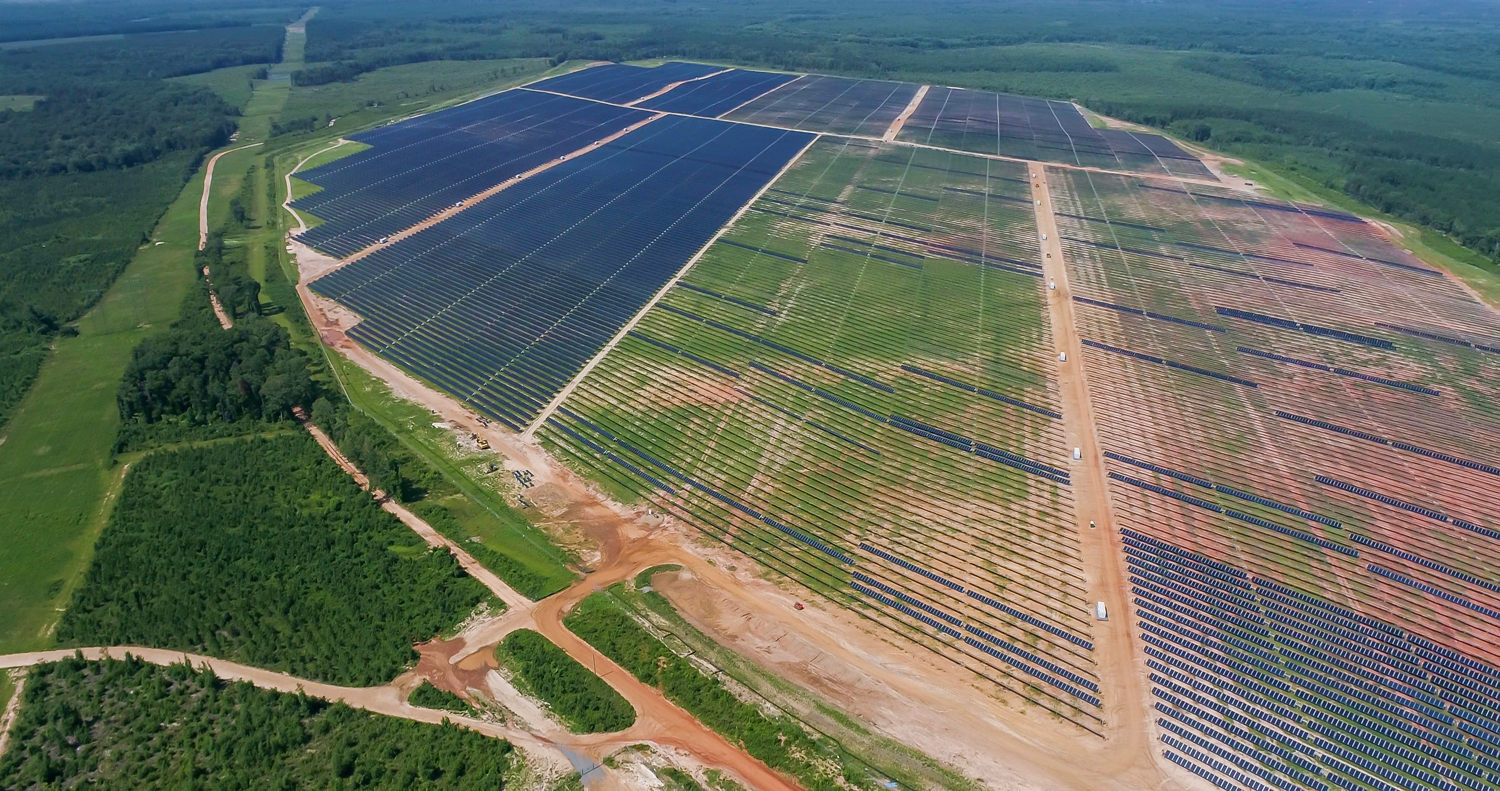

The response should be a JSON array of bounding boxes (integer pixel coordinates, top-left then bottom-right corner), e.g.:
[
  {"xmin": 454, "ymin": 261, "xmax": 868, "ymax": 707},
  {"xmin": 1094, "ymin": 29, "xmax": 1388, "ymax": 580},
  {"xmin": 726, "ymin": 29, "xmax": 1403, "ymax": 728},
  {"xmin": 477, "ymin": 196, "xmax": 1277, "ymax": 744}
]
[
  {"xmin": 540, "ymin": 138, "xmax": 1102, "ymax": 730},
  {"xmin": 1048, "ymin": 166, "xmax": 1500, "ymax": 789}
]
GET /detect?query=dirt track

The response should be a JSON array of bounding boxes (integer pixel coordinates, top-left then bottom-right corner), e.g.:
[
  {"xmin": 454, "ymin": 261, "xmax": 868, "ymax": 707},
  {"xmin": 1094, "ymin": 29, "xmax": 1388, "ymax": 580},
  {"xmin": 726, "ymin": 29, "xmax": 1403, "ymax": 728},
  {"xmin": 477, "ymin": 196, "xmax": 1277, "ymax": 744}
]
[
  {"xmin": 0, "ymin": 646, "xmax": 565, "ymax": 763},
  {"xmin": 883, "ymin": 84, "xmax": 928, "ymax": 142},
  {"xmin": 288, "ymin": 198, "xmax": 1191, "ymax": 790},
  {"xmin": 288, "ymin": 400, "xmax": 801, "ymax": 791},
  {"xmin": 200, "ymin": 142, "xmax": 263, "ymax": 251},
  {"xmin": 1031, "ymin": 167, "xmax": 1166, "ymax": 786}
]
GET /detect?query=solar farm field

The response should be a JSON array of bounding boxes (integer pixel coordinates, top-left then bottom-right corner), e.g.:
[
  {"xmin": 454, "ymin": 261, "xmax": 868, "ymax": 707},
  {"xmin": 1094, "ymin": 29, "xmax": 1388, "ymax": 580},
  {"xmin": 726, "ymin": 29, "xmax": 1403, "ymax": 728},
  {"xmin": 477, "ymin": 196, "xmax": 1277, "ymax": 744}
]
[
  {"xmin": 291, "ymin": 89, "xmax": 649, "ymax": 257},
  {"xmin": 537, "ymin": 138, "xmax": 1107, "ymax": 730},
  {"xmin": 1047, "ymin": 168, "xmax": 1500, "ymax": 788},
  {"xmin": 309, "ymin": 115, "xmax": 814, "ymax": 430},
  {"xmin": 899, "ymin": 87, "xmax": 1213, "ymax": 179},
  {"xmin": 526, "ymin": 61, "xmax": 724, "ymax": 105},
  {"xmin": 723, "ymin": 75, "xmax": 920, "ymax": 138},
  {"xmin": 635, "ymin": 68, "xmax": 800, "ymax": 118}
]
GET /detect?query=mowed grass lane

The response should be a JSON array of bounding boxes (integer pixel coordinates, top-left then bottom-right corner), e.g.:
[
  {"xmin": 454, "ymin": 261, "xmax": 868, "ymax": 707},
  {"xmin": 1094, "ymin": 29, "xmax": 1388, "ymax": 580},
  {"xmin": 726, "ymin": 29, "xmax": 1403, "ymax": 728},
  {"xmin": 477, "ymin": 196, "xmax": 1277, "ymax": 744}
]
[{"xmin": 0, "ymin": 166, "xmax": 202, "ymax": 653}]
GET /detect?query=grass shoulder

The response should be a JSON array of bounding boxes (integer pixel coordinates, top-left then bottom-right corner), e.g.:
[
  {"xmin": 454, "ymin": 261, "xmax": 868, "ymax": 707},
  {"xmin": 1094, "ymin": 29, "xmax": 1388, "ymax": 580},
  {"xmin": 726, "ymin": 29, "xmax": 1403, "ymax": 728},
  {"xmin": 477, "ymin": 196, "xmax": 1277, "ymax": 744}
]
[
  {"xmin": 565, "ymin": 587, "xmax": 888, "ymax": 791},
  {"xmin": 495, "ymin": 629, "xmax": 635, "ymax": 734},
  {"xmin": 594, "ymin": 573, "xmax": 981, "ymax": 791}
]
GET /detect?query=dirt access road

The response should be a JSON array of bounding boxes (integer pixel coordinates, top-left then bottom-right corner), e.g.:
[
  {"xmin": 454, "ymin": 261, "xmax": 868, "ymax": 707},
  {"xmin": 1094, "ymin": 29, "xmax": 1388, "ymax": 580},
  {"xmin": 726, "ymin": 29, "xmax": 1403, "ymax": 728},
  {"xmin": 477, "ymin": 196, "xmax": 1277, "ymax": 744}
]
[
  {"xmin": 1031, "ymin": 165, "xmax": 1165, "ymax": 786},
  {"xmin": 200, "ymin": 142, "xmax": 263, "ymax": 251},
  {"xmin": 288, "ymin": 406, "xmax": 801, "ymax": 791},
  {"xmin": 293, "ymin": 243, "xmax": 1192, "ymax": 791}
]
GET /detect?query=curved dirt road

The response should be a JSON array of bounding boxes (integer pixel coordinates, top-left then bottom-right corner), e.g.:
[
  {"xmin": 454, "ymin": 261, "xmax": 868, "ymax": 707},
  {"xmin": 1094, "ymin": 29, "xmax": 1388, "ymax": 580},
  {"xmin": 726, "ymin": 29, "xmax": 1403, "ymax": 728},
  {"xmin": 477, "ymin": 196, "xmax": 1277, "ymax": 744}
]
[
  {"xmin": 289, "ymin": 414, "xmax": 801, "ymax": 791},
  {"xmin": 200, "ymin": 142, "xmax": 264, "ymax": 250}
]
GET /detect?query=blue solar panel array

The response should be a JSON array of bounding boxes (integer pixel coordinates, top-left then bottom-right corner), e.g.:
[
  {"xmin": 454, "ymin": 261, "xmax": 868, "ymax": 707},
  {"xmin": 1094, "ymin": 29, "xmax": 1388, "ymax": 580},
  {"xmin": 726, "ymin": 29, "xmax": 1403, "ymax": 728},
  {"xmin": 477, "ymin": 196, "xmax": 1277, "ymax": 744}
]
[
  {"xmin": 1124, "ymin": 528, "xmax": 1500, "ymax": 791},
  {"xmin": 291, "ymin": 90, "xmax": 648, "ymax": 257},
  {"xmin": 525, "ymin": 61, "xmax": 724, "ymax": 104},
  {"xmin": 310, "ymin": 115, "xmax": 813, "ymax": 429},
  {"xmin": 636, "ymin": 69, "xmax": 800, "ymax": 117}
]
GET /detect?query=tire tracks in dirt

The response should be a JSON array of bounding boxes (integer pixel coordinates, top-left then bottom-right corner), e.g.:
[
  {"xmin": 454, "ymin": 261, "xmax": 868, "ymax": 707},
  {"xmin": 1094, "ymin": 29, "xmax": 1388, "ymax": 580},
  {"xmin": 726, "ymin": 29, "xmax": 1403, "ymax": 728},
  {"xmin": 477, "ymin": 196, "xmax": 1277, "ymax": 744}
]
[{"xmin": 1031, "ymin": 165, "xmax": 1166, "ymax": 787}]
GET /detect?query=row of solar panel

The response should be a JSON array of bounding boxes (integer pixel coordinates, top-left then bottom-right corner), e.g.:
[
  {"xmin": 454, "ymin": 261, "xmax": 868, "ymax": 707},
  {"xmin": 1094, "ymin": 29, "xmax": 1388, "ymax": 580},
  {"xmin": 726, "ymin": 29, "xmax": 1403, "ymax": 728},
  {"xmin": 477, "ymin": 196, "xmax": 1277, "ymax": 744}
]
[
  {"xmin": 309, "ymin": 115, "xmax": 813, "ymax": 428},
  {"xmin": 1124, "ymin": 530, "xmax": 1500, "ymax": 791}
]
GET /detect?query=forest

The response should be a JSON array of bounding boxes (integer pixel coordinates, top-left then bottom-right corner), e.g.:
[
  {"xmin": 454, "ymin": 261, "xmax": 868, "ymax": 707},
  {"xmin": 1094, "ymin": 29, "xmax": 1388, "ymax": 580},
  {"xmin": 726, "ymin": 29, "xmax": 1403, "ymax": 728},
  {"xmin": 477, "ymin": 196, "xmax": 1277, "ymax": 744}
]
[
  {"xmin": 565, "ymin": 591, "xmax": 874, "ymax": 791},
  {"xmin": 0, "ymin": 21, "xmax": 288, "ymax": 433},
  {"xmin": 409, "ymin": 680, "xmax": 476, "ymax": 715},
  {"xmin": 117, "ymin": 308, "xmax": 315, "ymax": 430},
  {"xmin": 496, "ymin": 629, "xmax": 635, "ymax": 733},
  {"xmin": 56, "ymin": 434, "xmax": 491, "ymax": 686},
  {"xmin": 0, "ymin": 655, "xmax": 515, "ymax": 789}
]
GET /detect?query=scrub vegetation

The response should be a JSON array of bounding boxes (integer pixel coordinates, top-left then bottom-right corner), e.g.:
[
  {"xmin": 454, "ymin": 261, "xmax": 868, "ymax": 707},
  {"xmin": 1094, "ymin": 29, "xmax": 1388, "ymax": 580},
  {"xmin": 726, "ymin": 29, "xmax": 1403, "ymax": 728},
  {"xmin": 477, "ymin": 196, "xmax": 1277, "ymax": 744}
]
[
  {"xmin": 55, "ymin": 433, "xmax": 491, "ymax": 686},
  {"xmin": 0, "ymin": 655, "xmax": 514, "ymax": 790},
  {"xmin": 496, "ymin": 629, "xmax": 636, "ymax": 733}
]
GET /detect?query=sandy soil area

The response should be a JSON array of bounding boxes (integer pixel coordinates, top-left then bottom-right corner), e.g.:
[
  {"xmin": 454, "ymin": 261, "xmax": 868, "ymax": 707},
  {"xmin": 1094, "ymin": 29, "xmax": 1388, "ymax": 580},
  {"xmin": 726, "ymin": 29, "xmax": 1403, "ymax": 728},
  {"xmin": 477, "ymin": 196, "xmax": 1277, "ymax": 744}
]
[
  {"xmin": 883, "ymin": 84, "xmax": 929, "ymax": 142},
  {"xmin": 0, "ymin": 670, "xmax": 24, "ymax": 758}
]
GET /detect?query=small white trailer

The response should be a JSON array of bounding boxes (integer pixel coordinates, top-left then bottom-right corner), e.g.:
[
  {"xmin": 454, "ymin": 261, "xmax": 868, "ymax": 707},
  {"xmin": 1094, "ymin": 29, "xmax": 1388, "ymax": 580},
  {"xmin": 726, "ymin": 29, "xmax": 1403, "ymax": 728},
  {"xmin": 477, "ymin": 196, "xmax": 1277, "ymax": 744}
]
[{"xmin": 1095, "ymin": 602, "xmax": 1109, "ymax": 621}]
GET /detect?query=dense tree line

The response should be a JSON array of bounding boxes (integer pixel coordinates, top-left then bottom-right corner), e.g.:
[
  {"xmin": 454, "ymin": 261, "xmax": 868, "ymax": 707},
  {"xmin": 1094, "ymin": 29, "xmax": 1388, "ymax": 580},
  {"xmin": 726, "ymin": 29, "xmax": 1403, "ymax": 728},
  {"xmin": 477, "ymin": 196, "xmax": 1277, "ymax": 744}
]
[
  {"xmin": 497, "ymin": 629, "xmax": 635, "ymax": 733},
  {"xmin": 310, "ymin": 396, "xmax": 446, "ymax": 503},
  {"xmin": 0, "ymin": 656, "xmax": 514, "ymax": 789},
  {"xmin": 117, "ymin": 314, "xmax": 315, "ymax": 428},
  {"xmin": 0, "ymin": 1, "xmax": 295, "ymax": 44},
  {"xmin": 0, "ymin": 25, "xmax": 285, "ymax": 179},
  {"xmin": 0, "ymin": 83, "xmax": 234, "ymax": 179},
  {"xmin": 56, "ymin": 434, "xmax": 491, "ymax": 686},
  {"xmin": 565, "ymin": 592, "xmax": 873, "ymax": 791}
]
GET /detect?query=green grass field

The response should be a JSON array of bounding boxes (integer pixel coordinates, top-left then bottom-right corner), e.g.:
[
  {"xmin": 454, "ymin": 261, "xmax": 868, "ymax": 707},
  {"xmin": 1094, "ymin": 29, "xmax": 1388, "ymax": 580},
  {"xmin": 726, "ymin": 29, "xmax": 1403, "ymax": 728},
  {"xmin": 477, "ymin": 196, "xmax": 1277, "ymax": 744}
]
[
  {"xmin": 169, "ymin": 63, "xmax": 265, "ymax": 110},
  {"xmin": 0, "ymin": 94, "xmax": 40, "ymax": 111},
  {"xmin": 0, "ymin": 156, "xmax": 201, "ymax": 654}
]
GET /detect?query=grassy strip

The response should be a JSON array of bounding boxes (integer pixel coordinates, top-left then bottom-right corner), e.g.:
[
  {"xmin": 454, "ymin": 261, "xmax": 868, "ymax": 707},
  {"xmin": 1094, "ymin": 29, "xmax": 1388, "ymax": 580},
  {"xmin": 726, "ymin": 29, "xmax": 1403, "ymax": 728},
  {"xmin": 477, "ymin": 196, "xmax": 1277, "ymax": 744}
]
[
  {"xmin": 409, "ymin": 680, "xmax": 475, "ymax": 716},
  {"xmin": 411, "ymin": 500, "xmax": 572, "ymax": 600},
  {"xmin": 496, "ymin": 629, "xmax": 635, "ymax": 734},
  {"xmin": 565, "ymin": 589, "xmax": 883, "ymax": 791},
  {"xmin": 0, "ymin": 155, "xmax": 202, "ymax": 654},
  {"xmin": 0, "ymin": 656, "xmax": 514, "ymax": 788}
]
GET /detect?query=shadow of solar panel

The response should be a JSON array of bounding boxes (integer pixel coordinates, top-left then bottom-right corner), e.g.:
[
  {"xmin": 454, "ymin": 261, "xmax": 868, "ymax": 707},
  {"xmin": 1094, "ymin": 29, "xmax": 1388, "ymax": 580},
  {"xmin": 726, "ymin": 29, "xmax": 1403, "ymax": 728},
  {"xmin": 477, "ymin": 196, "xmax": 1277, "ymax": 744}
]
[
  {"xmin": 636, "ymin": 69, "xmax": 800, "ymax": 117},
  {"xmin": 291, "ymin": 90, "xmax": 649, "ymax": 257},
  {"xmin": 526, "ymin": 61, "xmax": 724, "ymax": 104},
  {"xmin": 309, "ymin": 115, "xmax": 814, "ymax": 429}
]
